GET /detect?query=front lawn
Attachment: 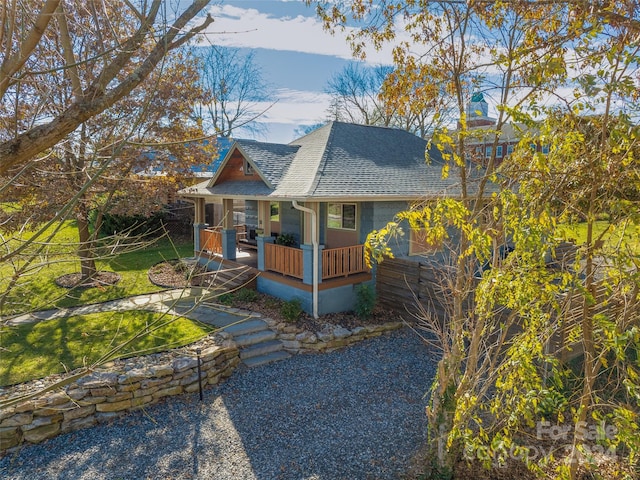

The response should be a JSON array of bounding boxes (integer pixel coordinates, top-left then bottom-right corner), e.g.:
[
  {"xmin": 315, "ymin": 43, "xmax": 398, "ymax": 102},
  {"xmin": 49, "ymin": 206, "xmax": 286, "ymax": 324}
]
[
  {"xmin": 559, "ymin": 220, "xmax": 640, "ymax": 255},
  {"xmin": 0, "ymin": 220, "xmax": 194, "ymax": 316},
  {"xmin": 0, "ymin": 310, "xmax": 215, "ymax": 386}
]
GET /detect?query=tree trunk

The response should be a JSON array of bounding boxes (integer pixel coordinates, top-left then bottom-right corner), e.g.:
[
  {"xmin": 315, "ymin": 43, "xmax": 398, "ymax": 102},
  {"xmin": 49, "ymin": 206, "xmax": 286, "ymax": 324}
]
[{"xmin": 76, "ymin": 204, "xmax": 97, "ymax": 281}]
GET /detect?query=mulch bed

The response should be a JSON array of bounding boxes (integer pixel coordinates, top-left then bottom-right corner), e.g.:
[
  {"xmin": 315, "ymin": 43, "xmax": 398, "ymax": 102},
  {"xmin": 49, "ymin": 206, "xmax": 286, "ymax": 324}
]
[{"xmin": 55, "ymin": 271, "xmax": 121, "ymax": 289}]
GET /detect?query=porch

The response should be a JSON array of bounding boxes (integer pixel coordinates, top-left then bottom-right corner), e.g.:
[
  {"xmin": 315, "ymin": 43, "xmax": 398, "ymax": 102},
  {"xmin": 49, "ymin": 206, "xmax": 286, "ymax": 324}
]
[
  {"xmin": 199, "ymin": 226, "xmax": 368, "ymax": 279},
  {"xmin": 196, "ymin": 226, "xmax": 372, "ymax": 315}
]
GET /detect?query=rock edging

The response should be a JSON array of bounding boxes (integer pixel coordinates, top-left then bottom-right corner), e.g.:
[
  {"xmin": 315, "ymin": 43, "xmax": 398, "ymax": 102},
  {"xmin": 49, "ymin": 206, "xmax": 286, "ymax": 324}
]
[
  {"xmin": 0, "ymin": 336, "xmax": 239, "ymax": 453},
  {"xmin": 0, "ymin": 316, "xmax": 405, "ymax": 455},
  {"xmin": 268, "ymin": 318, "xmax": 405, "ymax": 354}
]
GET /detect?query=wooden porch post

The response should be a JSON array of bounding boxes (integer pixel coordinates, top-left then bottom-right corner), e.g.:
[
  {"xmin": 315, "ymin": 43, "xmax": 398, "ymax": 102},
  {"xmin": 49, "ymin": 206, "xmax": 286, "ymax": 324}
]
[
  {"xmin": 193, "ymin": 198, "xmax": 207, "ymax": 253},
  {"xmin": 222, "ymin": 199, "xmax": 234, "ymax": 229},
  {"xmin": 221, "ymin": 198, "xmax": 236, "ymax": 260},
  {"xmin": 302, "ymin": 202, "xmax": 319, "ymax": 244},
  {"xmin": 258, "ymin": 200, "xmax": 271, "ymax": 236}
]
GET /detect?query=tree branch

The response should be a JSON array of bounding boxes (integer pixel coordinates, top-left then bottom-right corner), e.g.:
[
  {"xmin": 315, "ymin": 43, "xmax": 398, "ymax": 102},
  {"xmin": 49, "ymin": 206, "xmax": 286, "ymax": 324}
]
[{"xmin": 0, "ymin": 0, "xmax": 213, "ymax": 175}]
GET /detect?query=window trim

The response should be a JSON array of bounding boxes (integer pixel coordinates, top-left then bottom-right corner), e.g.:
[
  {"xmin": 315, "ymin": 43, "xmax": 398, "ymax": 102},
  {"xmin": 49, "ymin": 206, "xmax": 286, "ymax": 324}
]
[
  {"xmin": 243, "ymin": 159, "xmax": 254, "ymax": 176},
  {"xmin": 485, "ymin": 145, "xmax": 493, "ymax": 158},
  {"xmin": 327, "ymin": 203, "xmax": 357, "ymax": 231},
  {"xmin": 270, "ymin": 202, "xmax": 280, "ymax": 222}
]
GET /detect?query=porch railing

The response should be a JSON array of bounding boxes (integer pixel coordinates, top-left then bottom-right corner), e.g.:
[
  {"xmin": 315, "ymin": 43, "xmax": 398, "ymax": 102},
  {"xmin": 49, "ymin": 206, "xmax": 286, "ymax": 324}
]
[
  {"xmin": 264, "ymin": 243, "xmax": 303, "ymax": 279},
  {"xmin": 200, "ymin": 227, "xmax": 222, "ymax": 255},
  {"xmin": 322, "ymin": 244, "xmax": 368, "ymax": 280}
]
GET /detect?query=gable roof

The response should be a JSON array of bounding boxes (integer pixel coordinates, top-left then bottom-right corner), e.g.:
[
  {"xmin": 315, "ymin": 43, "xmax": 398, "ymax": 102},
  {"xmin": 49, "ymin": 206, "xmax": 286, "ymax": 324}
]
[{"xmin": 180, "ymin": 121, "xmax": 494, "ymax": 201}]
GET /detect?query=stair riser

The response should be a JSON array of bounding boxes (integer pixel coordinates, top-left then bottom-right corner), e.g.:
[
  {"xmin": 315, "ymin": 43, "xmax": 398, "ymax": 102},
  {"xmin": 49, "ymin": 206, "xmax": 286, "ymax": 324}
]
[
  {"xmin": 242, "ymin": 351, "xmax": 291, "ymax": 368},
  {"xmin": 240, "ymin": 341, "xmax": 284, "ymax": 360},
  {"xmin": 235, "ymin": 331, "xmax": 277, "ymax": 347}
]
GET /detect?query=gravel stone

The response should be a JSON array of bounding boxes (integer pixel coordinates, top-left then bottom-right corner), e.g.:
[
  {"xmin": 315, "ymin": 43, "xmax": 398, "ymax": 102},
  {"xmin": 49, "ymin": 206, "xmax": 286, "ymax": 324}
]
[{"xmin": 0, "ymin": 329, "xmax": 436, "ymax": 480}]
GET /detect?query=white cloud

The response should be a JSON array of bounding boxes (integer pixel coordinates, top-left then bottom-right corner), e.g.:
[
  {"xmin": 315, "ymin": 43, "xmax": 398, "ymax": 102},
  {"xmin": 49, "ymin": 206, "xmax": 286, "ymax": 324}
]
[
  {"xmin": 256, "ymin": 88, "xmax": 332, "ymax": 124},
  {"xmin": 200, "ymin": 4, "xmax": 394, "ymax": 65}
]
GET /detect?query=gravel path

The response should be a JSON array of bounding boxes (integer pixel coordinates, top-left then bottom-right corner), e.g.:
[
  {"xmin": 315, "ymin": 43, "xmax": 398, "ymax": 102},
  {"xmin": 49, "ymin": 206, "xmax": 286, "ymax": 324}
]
[{"xmin": 0, "ymin": 329, "xmax": 435, "ymax": 480}]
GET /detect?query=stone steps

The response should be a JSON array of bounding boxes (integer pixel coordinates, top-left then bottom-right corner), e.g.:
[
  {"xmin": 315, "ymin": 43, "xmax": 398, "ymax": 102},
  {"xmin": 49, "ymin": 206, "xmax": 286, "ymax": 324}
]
[
  {"xmin": 193, "ymin": 264, "xmax": 258, "ymax": 292},
  {"xmin": 234, "ymin": 329, "xmax": 277, "ymax": 347},
  {"xmin": 242, "ymin": 350, "xmax": 291, "ymax": 368},
  {"xmin": 240, "ymin": 339, "xmax": 286, "ymax": 360},
  {"xmin": 220, "ymin": 315, "xmax": 291, "ymax": 368},
  {"xmin": 221, "ymin": 318, "xmax": 269, "ymax": 337}
]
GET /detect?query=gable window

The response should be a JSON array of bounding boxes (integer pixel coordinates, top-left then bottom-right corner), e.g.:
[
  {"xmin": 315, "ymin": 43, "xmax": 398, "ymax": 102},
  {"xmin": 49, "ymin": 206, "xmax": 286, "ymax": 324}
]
[
  {"xmin": 327, "ymin": 203, "xmax": 356, "ymax": 230},
  {"xmin": 496, "ymin": 145, "xmax": 503, "ymax": 158},
  {"xmin": 270, "ymin": 202, "xmax": 280, "ymax": 222},
  {"xmin": 243, "ymin": 159, "xmax": 254, "ymax": 176}
]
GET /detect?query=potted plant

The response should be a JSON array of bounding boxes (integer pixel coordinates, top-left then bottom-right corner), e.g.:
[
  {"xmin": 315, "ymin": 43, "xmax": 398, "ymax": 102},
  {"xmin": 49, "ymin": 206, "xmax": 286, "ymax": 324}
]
[{"xmin": 275, "ymin": 232, "xmax": 296, "ymax": 247}]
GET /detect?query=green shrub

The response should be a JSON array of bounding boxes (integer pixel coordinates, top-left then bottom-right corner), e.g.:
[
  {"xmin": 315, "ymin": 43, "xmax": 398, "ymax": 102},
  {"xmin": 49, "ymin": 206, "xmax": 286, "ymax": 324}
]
[
  {"xmin": 355, "ymin": 283, "xmax": 376, "ymax": 319},
  {"xmin": 218, "ymin": 292, "xmax": 234, "ymax": 305},
  {"xmin": 90, "ymin": 209, "xmax": 167, "ymax": 238},
  {"xmin": 235, "ymin": 288, "xmax": 258, "ymax": 302},
  {"xmin": 281, "ymin": 298, "xmax": 302, "ymax": 322}
]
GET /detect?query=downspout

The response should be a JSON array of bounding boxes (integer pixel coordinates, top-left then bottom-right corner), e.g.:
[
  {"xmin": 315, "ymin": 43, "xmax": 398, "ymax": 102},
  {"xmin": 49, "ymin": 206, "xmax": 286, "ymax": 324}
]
[{"xmin": 291, "ymin": 200, "xmax": 318, "ymax": 319}]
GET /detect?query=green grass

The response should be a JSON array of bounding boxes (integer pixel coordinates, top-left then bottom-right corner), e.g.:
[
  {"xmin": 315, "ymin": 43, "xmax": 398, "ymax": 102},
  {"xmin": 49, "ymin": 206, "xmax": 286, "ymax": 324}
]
[
  {"xmin": 0, "ymin": 220, "xmax": 194, "ymax": 315},
  {"xmin": 0, "ymin": 310, "xmax": 215, "ymax": 386},
  {"xmin": 558, "ymin": 220, "xmax": 640, "ymax": 255},
  {"xmin": 0, "ymin": 219, "xmax": 210, "ymax": 386}
]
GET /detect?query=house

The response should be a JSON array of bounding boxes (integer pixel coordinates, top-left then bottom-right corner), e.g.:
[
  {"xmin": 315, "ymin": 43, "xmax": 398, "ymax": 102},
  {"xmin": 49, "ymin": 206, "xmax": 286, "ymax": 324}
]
[
  {"xmin": 462, "ymin": 92, "xmax": 547, "ymax": 166},
  {"xmin": 178, "ymin": 121, "xmax": 492, "ymax": 317}
]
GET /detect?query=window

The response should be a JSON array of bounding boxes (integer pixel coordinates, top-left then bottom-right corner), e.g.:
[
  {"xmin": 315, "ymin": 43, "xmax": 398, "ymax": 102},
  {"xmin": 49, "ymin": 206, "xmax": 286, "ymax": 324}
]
[
  {"xmin": 270, "ymin": 202, "xmax": 280, "ymax": 222},
  {"xmin": 541, "ymin": 144, "xmax": 550, "ymax": 154},
  {"xmin": 506, "ymin": 144, "xmax": 514, "ymax": 156},
  {"xmin": 485, "ymin": 146, "xmax": 493, "ymax": 158},
  {"xmin": 243, "ymin": 160, "xmax": 254, "ymax": 175},
  {"xmin": 496, "ymin": 145, "xmax": 503, "ymax": 158},
  {"xmin": 327, "ymin": 203, "xmax": 356, "ymax": 230}
]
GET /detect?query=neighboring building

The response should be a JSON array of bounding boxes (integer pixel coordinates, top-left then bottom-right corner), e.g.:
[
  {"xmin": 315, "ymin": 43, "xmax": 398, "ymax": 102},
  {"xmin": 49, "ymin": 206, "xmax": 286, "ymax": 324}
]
[
  {"xmin": 178, "ymin": 121, "xmax": 495, "ymax": 316},
  {"xmin": 461, "ymin": 92, "xmax": 543, "ymax": 166}
]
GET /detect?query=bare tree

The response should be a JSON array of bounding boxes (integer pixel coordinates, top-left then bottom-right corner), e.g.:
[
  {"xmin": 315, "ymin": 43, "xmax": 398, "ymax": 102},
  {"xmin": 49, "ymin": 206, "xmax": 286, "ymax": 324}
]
[
  {"xmin": 326, "ymin": 62, "xmax": 448, "ymax": 137},
  {"xmin": 193, "ymin": 46, "xmax": 272, "ymax": 137}
]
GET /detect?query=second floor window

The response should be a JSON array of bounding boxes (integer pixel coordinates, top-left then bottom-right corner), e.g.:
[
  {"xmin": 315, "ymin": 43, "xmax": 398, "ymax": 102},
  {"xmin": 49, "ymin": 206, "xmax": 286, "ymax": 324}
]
[{"xmin": 485, "ymin": 146, "xmax": 493, "ymax": 158}]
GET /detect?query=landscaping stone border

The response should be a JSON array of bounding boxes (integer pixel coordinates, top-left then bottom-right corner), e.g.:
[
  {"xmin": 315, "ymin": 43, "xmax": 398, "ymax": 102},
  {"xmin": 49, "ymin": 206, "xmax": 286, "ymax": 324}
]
[
  {"xmin": 268, "ymin": 318, "xmax": 405, "ymax": 354},
  {"xmin": 0, "ymin": 336, "xmax": 239, "ymax": 452},
  {"xmin": 0, "ymin": 316, "xmax": 404, "ymax": 454}
]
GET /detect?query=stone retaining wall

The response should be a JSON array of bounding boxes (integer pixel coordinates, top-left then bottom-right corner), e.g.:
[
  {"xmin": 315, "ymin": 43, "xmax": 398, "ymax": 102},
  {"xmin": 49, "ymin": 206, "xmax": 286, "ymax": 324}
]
[
  {"xmin": 0, "ymin": 338, "xmax": 239, "ymax": 452},
  {"xmin": 0, "ymin": 318, "xmax": 406, "ymax": 455},
  {"xmin": 266, "ymin": 318, "xmax": 405, "ymax": 354}
]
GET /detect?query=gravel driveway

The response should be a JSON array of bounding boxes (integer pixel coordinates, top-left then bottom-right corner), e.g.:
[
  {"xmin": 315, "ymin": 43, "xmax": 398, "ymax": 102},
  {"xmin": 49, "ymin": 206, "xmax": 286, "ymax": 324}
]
[{"xmin": 0, "ymin": 329, "xmax": 435, "ymax": 480}]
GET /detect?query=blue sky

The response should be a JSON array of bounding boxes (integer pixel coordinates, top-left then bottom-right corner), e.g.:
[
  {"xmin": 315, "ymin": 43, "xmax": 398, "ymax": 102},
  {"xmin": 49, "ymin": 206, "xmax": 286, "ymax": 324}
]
[{"xmin": 196, "ymin": 1, "xmax": 396, "ymax": 144}]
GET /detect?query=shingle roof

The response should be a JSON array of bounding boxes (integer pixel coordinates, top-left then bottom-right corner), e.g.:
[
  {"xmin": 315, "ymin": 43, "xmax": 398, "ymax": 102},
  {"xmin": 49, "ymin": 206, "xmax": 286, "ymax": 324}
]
[
  {"xmin": 180, "ymin": 121, "xmax": 495, "ymax": 200},
  {"xmin": 234, "ymin": 140, "xmax": 298, "ymax": 187}
]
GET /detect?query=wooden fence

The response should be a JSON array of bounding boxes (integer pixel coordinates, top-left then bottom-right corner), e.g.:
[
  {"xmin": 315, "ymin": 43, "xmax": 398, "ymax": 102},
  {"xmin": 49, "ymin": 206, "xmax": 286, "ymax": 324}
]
[
  {"xmin": 376, "ymin": 258, "xmax": 452, "ymax": 320},
  {"xmin": 376, "ymin": 257, "xmax": 639, "ymax": 360}
]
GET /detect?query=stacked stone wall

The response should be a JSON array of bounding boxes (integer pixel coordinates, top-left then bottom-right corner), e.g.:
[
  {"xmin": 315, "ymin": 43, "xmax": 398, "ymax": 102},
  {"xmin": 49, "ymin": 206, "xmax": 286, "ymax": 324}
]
[
  {"xmin": 268, "ymin": 319, "xmax": 404, "ymax": 354},
  {"xmin": 0, "ymin": 339, "xmax": 239, "ymax": 452}
]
